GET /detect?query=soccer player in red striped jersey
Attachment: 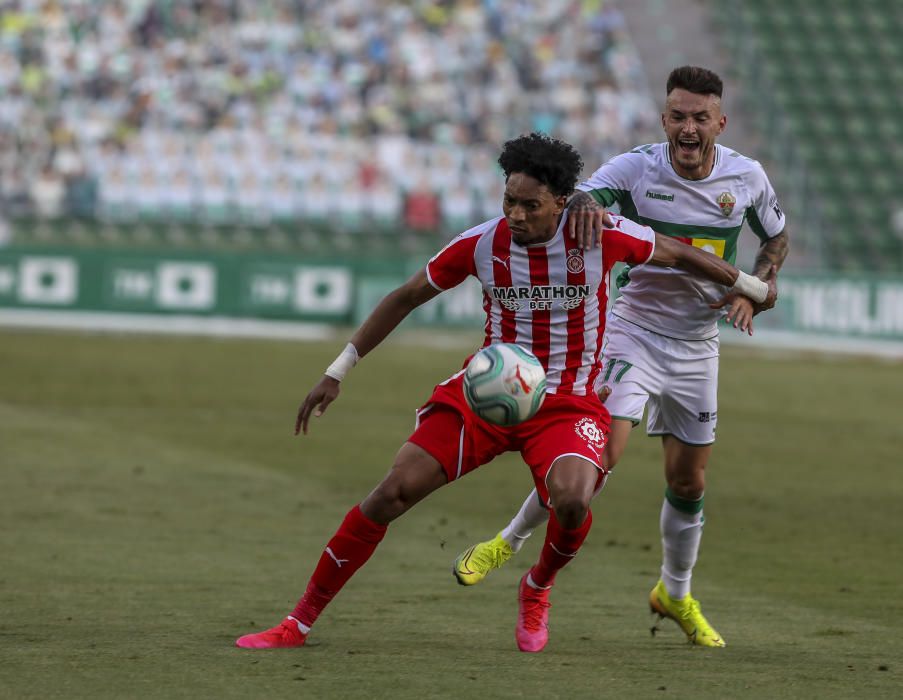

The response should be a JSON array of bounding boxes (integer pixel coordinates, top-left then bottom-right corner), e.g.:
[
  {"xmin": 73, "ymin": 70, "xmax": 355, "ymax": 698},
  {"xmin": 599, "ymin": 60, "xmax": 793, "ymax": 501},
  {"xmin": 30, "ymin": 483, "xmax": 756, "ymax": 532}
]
[
  {"xmin": 454, "ymin": 67, "xmax": 790, "ymax": 648},
  {"xmin": 234, "ymin": 132, "xmax": 775, "ymax": 653}
]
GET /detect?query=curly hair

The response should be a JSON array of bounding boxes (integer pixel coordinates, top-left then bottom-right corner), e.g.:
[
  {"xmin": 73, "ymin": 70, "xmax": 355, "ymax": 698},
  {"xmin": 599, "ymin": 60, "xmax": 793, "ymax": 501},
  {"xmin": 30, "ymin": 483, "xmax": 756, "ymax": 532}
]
[{"xmin": 497, "ymin": 132, "xmax": 583, "ymax": 197}]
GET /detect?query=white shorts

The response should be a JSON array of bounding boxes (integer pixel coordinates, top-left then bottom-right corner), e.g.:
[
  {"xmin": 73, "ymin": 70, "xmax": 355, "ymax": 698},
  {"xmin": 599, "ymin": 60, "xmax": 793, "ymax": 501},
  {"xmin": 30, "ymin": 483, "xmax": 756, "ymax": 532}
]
[{"xmin": 595, "ymin": 315, "xmax": 720, "ymax": 445}]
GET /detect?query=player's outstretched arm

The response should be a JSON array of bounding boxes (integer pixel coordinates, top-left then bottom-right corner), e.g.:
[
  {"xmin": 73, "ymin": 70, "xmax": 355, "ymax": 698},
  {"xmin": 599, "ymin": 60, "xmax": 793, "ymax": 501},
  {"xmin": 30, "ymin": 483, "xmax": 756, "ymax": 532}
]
[
  {"xmin": 709, "ymin": 229, "xmax": 790, "ymax": 334},
  {"xmin": 295, "ymin": 269, "xmax": 441, "ymax": 435},
  {"xmin": 649, "ymin": 232, "xmax": 777, "ymax": 310},
  {"xmin": 566, "ymin": 191, "xmax": 615, "ymax": 250},
  {"xmin": 347, "ymin": 269, "xmax": 441, "ymax": 358}
]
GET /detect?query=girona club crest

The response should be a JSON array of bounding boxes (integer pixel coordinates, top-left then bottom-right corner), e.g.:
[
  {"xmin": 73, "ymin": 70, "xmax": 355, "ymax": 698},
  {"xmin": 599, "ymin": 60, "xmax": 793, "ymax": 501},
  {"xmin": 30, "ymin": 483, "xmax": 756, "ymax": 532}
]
[
  {"xmin": 566, "ymin": 248, "xmax": 585, "ymax": 274},
  {"xmin": 716, "ymin": 191, "xmax": 736, "ymax": 217},
  {"xmin": 574, "ymin": 417, "xmax": 606, "ymax": 455}
]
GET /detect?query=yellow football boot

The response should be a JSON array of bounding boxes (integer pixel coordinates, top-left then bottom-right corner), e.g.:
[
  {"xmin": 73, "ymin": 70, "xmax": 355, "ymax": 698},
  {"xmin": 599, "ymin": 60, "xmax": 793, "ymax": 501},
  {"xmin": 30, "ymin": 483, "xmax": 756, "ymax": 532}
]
[
  {"xmin": 452, "ymin": 532, "xmax": 514, "ymax": 586},
  {"xmin": 649, "ymin": 579, "xmax": 726, "ymax": 647}
]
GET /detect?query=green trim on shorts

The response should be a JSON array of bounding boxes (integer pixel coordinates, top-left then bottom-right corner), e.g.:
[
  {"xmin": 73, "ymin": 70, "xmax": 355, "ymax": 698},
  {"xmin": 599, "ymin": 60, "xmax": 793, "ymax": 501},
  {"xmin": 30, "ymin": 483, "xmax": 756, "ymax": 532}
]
[
  {"xmin": 647, "ymin": 431, "xmax": 716, "ymax": 446},
  {"xmin": 610, "ymin": 414, "xmax": 641, "ymax": 426},
  {"xmin": 665, "ymin": 487, "xmax": 704, "ymax": 514}
]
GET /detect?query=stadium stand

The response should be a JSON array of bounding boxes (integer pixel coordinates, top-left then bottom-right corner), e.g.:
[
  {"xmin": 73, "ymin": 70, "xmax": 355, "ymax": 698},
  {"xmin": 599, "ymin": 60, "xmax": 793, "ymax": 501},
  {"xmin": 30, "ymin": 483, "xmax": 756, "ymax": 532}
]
[
  {"xmin": 0, "ymin": 0, "xmax": 657, "ymax": 251},
  {"xmin": 712, "ymin": 0, "xmax": 903, "ymax": 273}
]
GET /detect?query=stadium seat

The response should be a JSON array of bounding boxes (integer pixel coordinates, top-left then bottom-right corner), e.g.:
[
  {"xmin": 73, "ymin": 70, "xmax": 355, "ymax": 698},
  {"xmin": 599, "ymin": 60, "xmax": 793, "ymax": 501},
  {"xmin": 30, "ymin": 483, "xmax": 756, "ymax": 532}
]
[{"xmin": 714, "ymin": 0, "xmax": 903, "ymax": 272}]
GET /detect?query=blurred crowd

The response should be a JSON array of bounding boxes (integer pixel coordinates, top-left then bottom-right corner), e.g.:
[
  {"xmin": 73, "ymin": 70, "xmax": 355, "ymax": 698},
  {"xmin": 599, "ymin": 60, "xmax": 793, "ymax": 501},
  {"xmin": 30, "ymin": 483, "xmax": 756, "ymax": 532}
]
[{"xmin": 0, "ymin": 0, "xmax": 656, "ymax": 234}]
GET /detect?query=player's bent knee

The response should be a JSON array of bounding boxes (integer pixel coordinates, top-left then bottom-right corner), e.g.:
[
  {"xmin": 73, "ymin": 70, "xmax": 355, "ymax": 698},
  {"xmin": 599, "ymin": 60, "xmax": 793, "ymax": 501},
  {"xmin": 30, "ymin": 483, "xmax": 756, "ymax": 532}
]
[
  {"xmin": 362, "ymin": 473, "xmax": 424, "ymax": 523},
  {"xmin": 663, "ymin": 437, "xmax": 710, "ymax": 499},
  {"xmin": 546, "ymin": 457, "xmax": 598, "ymax": 528},
  {"xmin": 551, "ymin": 495, "xmax": 591, "ymax": 530}
]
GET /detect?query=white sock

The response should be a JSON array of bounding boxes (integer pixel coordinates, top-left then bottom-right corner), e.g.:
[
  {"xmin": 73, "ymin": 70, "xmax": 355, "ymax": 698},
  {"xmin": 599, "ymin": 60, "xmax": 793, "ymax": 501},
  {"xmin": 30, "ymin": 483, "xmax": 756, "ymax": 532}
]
[
  {"xmin": 659, "ymin": 497, "xmax": 704, "ymax": 600},
  {"xmin": 500, "ymin": 489, "xmax": 549, "ymax": 552},
  {"xmin": 525, "ymin": 572, "xmax": 552, "ymax": 590},
  {"xmin": 287, "ymin": 615, "xmax": 310, "ymax": 634}
]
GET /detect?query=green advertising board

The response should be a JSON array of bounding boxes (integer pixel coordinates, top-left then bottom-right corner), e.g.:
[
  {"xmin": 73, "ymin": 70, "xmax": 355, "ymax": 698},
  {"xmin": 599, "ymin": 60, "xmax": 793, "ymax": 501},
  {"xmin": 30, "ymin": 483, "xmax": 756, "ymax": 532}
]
[
  {"xmin": 0, "ymin": 247, "xmax": 485, "ymax": 327},
  {"xmin": 752, "ymin": 274, "xmax": 903, "ymax": 341},
  {"xmin": 2, "ymin": 247, "xmax": 902, "ymax": 346}
]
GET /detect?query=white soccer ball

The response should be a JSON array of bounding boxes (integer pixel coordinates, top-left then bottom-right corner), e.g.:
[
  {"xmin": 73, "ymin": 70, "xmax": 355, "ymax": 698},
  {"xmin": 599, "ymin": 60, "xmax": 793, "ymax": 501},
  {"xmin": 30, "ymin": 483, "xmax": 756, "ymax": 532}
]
[{"xmin": 463, "ymin": 343, "xmax": 547, "ymax": 426}]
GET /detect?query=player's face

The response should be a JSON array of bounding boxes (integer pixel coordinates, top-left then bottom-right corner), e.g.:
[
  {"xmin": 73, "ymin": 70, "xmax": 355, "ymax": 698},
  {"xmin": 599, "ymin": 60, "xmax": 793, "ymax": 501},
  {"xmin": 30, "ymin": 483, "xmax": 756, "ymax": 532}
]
[
  {"xmin": 502, "ymin": 173, "xmax": 567, "ymax": 245},
  {"xmin": 662, "ymin": 88, "xmax": 727, "ymax": 180}
]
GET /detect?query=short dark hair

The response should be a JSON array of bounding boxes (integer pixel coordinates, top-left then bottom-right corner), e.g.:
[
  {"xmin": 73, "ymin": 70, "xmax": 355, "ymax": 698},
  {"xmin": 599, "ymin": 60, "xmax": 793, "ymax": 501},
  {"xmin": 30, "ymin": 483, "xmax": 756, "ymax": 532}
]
[
  {"xmin": 666, "ymin": 66, "xmax": 723, "ymax": 98},
  {"xmin": 498, "ymin": 132, "xmax": 583, "ymax": 198}
]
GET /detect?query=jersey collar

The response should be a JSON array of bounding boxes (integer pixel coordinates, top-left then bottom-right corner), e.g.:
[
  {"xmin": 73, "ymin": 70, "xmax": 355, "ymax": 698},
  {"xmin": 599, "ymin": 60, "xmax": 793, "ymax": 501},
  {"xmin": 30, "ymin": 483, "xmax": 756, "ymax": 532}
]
[{"xmin": 664, "ymin": 142, "xmax": 721, "ymax": 182}]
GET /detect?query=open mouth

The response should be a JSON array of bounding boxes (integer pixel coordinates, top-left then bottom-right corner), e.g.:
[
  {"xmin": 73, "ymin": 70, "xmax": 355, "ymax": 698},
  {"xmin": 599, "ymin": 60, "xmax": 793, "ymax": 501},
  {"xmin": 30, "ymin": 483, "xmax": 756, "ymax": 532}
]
[{"xmin": 677, "ymin": 138, "xmax": 700, "ymax": 156}]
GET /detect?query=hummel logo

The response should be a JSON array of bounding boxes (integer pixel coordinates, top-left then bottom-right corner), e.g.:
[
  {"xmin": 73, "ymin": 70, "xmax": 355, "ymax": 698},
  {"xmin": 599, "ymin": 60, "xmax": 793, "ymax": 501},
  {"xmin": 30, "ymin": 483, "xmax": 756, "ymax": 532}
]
[
  {"xmin": 491, "ymin": 255, "xmax": 511, "ymax": 270},
  {"xmin": 645, "ymin": 190, "xmax": 674, "ymax": 202},
  {"xmin": 325, "ymin": 546, "xmax": 349, "ymax": 568}
]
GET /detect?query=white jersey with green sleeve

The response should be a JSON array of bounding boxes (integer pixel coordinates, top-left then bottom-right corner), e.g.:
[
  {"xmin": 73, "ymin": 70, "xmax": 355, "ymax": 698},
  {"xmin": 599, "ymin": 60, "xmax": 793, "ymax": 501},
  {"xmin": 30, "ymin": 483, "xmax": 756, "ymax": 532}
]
[{"xmin": 576, "ymin": 142, "xmax": 786, "ymax": 341}]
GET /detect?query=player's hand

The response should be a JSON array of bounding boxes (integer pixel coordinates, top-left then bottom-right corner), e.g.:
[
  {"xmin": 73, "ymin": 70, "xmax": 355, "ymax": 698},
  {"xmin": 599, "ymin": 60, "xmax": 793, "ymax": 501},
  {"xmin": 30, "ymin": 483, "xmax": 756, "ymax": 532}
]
[
  {"xmin": 566, "ymin": 192, "xmax": 615, "ymax": 250},
  {"xmin": 709, "ymin": 291, "xmax": 758, "ymax": 334},
  {"xmin": 710, "ymin": 264, "xmax": 779, "ymax": 330},
  {"xmin": 295, "ymin": 375, "xmax": 341, "ymax": 436},
  {"xmin": 727, "ymin": 294, "xmax": 755, "ymax": 335}
]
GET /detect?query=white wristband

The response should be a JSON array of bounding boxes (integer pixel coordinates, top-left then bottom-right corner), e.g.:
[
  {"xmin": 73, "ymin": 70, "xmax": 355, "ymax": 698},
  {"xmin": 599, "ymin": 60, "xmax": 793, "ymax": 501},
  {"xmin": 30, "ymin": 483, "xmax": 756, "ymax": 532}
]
[
  {"xmin": 731, "ymin": 270, "xmax": 768, "ymax": 304},
  {"xmin": 325, "ymin": 343, "xmax": 360, "ymax": 381}
]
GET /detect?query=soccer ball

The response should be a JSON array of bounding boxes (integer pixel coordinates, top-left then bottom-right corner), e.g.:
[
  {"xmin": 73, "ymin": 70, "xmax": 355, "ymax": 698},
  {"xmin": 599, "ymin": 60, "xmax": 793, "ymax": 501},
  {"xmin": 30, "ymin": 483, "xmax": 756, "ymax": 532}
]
[{"xmin": 463, "ymin": 343, "xmax": 547, "ymax": 426}]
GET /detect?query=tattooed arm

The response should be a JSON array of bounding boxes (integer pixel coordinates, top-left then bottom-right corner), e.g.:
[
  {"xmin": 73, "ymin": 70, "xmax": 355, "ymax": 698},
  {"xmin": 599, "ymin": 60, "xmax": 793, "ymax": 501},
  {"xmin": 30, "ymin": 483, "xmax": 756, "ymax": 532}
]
[
  {"xmin": 752, "ymin": 230, "xmax": 790, "ymax": 304},
  {"xmin": 741, "ymin": 229, "xmax": 790, "ymax": 310},
  {"xmin": 565, "ymin": 191, "xmax": 615, "ymax": 250},
  {"xmin": 717, "ymin": 229, "xmax": 790, "ymax": 335}
]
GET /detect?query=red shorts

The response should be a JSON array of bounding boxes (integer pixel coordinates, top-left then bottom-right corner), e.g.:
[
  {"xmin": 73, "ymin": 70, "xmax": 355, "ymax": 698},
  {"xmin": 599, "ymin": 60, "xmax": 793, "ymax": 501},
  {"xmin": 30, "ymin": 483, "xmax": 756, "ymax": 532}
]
[{"xmin": 407, "ymin": 372, "xmax": 610, "ymax": 506}]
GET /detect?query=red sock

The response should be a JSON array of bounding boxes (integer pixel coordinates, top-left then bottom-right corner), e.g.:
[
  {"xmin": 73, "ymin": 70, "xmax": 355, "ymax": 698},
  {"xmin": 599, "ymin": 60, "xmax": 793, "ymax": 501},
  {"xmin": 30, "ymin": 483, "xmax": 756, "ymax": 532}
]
[
  {"xmin": 291, "ymin": 505, "xmax": 387, "ymax": 628},
  {"xmin": 529, "ymin": 509, "xmax": 593, "ymax": 589}
]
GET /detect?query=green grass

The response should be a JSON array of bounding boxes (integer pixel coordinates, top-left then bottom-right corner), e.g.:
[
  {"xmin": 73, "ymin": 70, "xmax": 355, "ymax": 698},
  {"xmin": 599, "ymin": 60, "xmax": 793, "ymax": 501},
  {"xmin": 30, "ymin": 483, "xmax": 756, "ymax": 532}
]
[{"xmin": 1, "ymin": 330, "xmax": 901, "ymax": 699}]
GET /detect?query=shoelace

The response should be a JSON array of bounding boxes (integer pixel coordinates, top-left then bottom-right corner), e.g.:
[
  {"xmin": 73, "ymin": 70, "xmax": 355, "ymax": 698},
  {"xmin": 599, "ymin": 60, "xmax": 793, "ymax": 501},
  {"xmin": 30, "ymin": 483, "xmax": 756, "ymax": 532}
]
[
  {"xmin": 520, "ymin": 591, "xmax": 551, "ymax": 631},
  {"xmin": 473, "ymin": 545, "xmax": 505, "ymax": 570},
  {"xmin": 277, "ymin": 620, "xmax": 302, "ymax": 641},
  {"xmin": 678, "ymin": 597, "xmax": 711, "ymax": 630}
]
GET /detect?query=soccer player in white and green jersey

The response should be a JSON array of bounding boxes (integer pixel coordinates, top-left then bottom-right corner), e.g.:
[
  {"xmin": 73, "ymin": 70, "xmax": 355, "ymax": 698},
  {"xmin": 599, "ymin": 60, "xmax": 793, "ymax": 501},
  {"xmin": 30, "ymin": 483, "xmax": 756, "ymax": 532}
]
[{"xmin": 452, "ymin": 66, "xmax": 790, "ymax": 647}]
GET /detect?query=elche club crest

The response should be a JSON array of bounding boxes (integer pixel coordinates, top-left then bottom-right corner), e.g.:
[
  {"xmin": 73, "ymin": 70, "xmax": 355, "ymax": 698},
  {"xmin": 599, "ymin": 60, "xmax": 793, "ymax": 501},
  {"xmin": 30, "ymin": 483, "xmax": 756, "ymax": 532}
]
[
  {"xmin": 716, "ymin": 191, "xmax": 736, "ymax": 217},
  {"xmin": 566, "ymin": 248, "xmax": 584, "ymax": 274}
]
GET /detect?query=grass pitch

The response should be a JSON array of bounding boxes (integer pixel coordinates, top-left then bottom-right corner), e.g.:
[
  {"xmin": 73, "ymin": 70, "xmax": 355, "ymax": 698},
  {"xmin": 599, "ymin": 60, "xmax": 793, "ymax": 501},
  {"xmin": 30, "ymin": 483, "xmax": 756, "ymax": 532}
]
[{"xmin": 1, "ymin": 329, "xmax": 901, "ymax": 699}]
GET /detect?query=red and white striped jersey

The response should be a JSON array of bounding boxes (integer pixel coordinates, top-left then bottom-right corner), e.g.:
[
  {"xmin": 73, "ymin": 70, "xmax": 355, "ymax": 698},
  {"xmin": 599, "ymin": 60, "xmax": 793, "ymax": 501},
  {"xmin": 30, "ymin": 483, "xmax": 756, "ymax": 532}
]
[{"xmin": 426, "ymin": 212, "xmax": 655, "ymax": 396}]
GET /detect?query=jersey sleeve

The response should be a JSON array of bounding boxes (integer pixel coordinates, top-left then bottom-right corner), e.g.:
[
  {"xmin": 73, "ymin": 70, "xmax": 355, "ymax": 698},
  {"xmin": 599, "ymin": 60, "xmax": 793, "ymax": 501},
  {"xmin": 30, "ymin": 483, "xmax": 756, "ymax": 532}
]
[
  {"xmin": 425, "ymin": 221, "xmax": 486, "ymax": 290},
  {"xmin": 575, "ymin": 149, "xmax": 647, "ymax": 208},
  {"xmin": 744, "ymin": 162, "xmax": 786, "ymax": 241},
  {"xmin": 600, "ymin": 215, "xmax": 655, "ymax": 273}
]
